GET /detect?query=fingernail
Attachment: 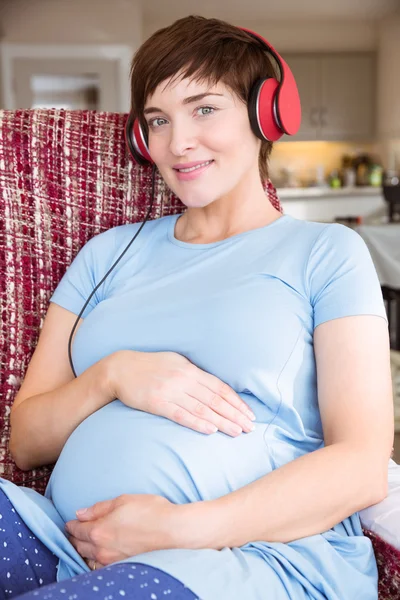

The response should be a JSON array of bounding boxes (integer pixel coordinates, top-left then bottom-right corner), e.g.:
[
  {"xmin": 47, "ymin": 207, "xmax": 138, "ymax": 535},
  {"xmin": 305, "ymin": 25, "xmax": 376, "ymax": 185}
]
[
  {"xmin": 246, "ymin": 410, "xmax": 256, "ymax": 421},
  {"xmin": 206, "ymin": 424, "xmax": 218, "ymax": 434},
  {"xmin": 243, "ymin": 422, "xmax": 256, "ymax": 432},
  {"xmin": 231, "ymin": 425, "xmax": 242, "ymax": 435},
  {"xmin": 76, "ymin": 508, "xmax": 88, "ymax": 516}
]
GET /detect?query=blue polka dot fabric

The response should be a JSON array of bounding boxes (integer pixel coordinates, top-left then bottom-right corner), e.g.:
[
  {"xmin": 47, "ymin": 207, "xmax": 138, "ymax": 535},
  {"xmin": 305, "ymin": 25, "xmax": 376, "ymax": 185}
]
[
  {"xmin": 0, "ymin": 491, "xmax": 199, "ymax": 599},
  {"xmin": 18, "ymin": 564, "xmax": 200, "ymax": 599},
  {"xmin": 0, "ymin": 490, "xmax": 58, "ymax": 597}
]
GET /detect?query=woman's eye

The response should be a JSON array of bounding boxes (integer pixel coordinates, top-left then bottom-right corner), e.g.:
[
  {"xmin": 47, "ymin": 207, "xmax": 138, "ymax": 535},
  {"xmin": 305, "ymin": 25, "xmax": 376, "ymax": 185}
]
[
  {"xmin": 197, "ymin": 106, "xmax": 215, "ymax": 116},
  {"xmin": 149, "ymin": 117, "xmax": 167, "ymax": 128}
]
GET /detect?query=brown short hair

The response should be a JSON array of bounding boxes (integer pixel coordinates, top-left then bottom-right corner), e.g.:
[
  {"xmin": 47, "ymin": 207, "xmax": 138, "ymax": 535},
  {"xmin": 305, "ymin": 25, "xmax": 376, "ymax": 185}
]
[{"xmin": 130, "ymin": 15, "xmax": 277, "ymax": 181}]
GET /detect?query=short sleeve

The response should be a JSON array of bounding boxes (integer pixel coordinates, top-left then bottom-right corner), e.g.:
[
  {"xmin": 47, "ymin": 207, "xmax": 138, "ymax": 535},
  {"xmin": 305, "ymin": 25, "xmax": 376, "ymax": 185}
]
[
  {"xmin": 49, "ymin": 227, "xmax": 117, "ymax": 318},
  {"xmin": 307, "ymin": 223, "xmax": 388, "ymax": 329}
]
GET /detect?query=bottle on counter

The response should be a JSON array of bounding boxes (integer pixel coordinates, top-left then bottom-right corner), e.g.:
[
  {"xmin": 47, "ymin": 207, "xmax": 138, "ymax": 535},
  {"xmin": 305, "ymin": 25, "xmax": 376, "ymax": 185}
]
[
  {"xmin": 315, "ymin": 164, "xmax": 328, "ymax": 187},
  {"xmin": 352, "ymin": 153, "xmax": 372, "ymax": 186},
  {"xmin": 340, "ymin": 155, "xmax": 356, "ymax": 187},
  {"xmin": 368, "ymin": 163, "xmax": 383, "ymax": 187},
  {"xmin": 329, "ymin": 169, "xmax": 341, "ymax": 188}
]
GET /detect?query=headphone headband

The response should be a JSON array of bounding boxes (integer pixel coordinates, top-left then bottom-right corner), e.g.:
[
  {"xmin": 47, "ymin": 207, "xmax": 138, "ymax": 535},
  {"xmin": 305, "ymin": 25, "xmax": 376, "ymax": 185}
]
[{"xmin": 240, "ymin": 27, "xmax": 301, "ymax": 137}]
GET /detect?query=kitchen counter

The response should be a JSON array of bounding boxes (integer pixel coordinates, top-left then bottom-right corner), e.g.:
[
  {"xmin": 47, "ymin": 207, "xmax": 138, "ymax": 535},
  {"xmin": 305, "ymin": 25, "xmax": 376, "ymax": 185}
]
[
  {"xmin": 276, "ymin": 186, "xmax": 382, "ymax": 200},
  {"xmin": 276, "ymin": 186, "xmax": 386, "ymax": 222}
]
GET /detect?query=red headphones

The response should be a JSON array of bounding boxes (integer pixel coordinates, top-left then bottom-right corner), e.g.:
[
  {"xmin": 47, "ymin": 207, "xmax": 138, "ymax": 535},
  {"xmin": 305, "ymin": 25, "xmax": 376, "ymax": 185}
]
[{"xmin": 124, "ymin": 27, "xmax": 301, "ymax": 166}]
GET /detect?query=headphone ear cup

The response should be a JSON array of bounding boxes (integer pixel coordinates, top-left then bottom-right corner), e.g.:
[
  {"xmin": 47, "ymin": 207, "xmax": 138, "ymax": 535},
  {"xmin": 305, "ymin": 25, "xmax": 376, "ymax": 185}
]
[
  {"xmin": 248, "ymin": 77, "xmax": 283, "ymax": 142},
  {"xmin": 124, "ymin": 113, "xmax": 153, "ymax": 165}
]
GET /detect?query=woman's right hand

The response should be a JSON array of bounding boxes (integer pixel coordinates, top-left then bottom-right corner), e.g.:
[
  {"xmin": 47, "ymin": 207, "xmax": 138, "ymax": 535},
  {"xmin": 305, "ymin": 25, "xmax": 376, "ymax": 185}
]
[{"xmin": 106, "ymin": 350, "xmax": 256, "ymax": 437}]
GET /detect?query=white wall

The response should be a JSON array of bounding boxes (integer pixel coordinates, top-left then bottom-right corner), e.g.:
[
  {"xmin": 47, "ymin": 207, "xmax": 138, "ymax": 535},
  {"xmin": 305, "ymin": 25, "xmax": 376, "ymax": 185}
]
[
  {"xmin": 2, "ymin": 0, "xmax": 379, "ymax": 50},
  {"xmin": 1, "ymin": 0, "xmax": 142, "ymax": 45},
  {"xmin": 144, "ymin": 19, "xmax": 378, "ymax": 51},
  {"xmin": 2, "ymin": 2, "xmax": 377, "ymax": 50}
]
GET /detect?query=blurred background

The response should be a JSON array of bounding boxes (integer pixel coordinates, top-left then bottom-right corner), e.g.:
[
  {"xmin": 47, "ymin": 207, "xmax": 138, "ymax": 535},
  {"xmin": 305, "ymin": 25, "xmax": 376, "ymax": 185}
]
[
  {"xmin": 1, "ymin": 0, "xmax": 400, "ymax": 220},
  {"xmin": 1, "ymin": 0, "xmax": 400, "ymax": 455},
  {"xmin": 1, "ymin": 0, "xmax": 400, "ymax": 196}
]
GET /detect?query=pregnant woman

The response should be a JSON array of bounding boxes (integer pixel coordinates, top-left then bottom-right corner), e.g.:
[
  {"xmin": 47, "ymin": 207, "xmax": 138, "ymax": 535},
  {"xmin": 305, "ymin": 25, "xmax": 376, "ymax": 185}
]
[{"xmin": 0, "ymin": 15, "xmax": 393, "ymax": 600}]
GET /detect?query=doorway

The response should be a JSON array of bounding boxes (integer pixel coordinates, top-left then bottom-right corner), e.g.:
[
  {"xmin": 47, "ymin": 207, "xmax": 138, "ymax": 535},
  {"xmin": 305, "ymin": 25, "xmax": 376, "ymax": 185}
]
[
  {"xmin": 12, "ymin": 58, "xmax": 118, "ymax": 111},
  {"xmin": 1, "ymin": 44, "xmax": 132, "ymax": 112}
]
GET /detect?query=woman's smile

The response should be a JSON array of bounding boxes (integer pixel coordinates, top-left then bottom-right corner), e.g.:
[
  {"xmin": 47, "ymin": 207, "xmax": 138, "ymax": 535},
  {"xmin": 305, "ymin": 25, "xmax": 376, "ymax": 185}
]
[{"xmin": 173, "ymin": 159, "xmax": 215, "ymax": 181}]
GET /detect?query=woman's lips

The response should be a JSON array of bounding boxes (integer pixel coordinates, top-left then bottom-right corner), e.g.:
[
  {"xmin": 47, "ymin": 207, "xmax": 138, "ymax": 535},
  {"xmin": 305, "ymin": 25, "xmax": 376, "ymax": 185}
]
[{"xmin": 174, "ymin": 160, "xmax": 214, "ymax": 181}]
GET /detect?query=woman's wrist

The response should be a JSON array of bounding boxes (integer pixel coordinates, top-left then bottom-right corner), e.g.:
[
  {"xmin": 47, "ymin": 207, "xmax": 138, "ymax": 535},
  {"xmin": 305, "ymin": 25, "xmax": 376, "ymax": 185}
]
[
  {"xmin": 102, "ymin": 350, "xmax": 139, "ymax": 400},
  {"xmin": 169, "ymin": 499, "xmax": 223, "ymax": 550}
]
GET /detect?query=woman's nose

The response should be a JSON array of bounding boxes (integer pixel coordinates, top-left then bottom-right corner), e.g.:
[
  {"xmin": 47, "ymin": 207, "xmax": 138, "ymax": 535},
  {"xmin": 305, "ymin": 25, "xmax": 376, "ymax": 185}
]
[{"xmin": 169, "ymin": 122, "xmax": 197, "ymax": 156}]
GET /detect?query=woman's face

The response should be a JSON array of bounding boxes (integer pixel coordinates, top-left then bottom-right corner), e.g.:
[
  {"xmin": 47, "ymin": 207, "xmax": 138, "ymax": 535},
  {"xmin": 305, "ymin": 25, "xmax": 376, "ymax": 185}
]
[{"xmin": 143, "ymin": 74, "xmax": 262, "ymax": 208}]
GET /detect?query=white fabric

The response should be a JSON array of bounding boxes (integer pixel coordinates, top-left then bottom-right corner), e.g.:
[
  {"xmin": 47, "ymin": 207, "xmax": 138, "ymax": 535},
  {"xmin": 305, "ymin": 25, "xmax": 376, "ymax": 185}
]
[
  {"xmin": 360, "ymin": 459, "xmax": 400, "ymax": 551},
  {"xmin": 391, "ymin": 350, "xmax": 400, "ymax": 431},
  {"xmin": 356, "ymin": 224, "xmax": 400, "ymax": 288},
  {"xmin": 354, "ymin": 227, "xmax": 400, "ymax": 549}
]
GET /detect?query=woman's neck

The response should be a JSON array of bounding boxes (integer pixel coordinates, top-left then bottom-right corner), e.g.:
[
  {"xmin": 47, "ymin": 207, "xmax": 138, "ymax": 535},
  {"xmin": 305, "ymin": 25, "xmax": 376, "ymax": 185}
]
[{"xmin": 174, "ymin": 181, "xmax": 281, "ymax": 245}]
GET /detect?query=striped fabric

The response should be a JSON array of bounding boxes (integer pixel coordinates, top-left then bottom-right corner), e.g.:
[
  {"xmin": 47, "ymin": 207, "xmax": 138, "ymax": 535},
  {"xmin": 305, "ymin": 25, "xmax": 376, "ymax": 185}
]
[{"xmin": 0, "ymin": 108, "xmax": 398, "ymax": 599}]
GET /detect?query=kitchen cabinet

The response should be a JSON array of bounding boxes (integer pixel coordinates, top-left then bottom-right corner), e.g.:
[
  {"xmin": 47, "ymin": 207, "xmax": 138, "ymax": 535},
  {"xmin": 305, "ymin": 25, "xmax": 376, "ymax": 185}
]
[
  {"xmin": 279, "ymin": 187, "xmax": 385, "ymax": 222},
  {"xmin": 378, "ymin": 17, "xmax": 400, "ymax": 139},
  {"xmin": 282, "ymin": 53, "xmax": 376, "ymax": 141}
]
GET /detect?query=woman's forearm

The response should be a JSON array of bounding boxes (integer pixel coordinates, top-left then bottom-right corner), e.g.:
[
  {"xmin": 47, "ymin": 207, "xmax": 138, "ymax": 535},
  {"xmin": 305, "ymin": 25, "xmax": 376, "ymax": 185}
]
[
  {"xmin": 9, "ymin": 355, "xmax": 116, "ymax": 471},
  {"xmin": 177, "ymin": 442, "xmax": 387, "ymax": 549}
]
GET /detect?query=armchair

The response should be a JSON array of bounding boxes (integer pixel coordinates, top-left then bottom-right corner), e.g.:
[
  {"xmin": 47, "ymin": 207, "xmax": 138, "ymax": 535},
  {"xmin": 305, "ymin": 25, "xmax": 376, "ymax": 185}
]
[{"xmin": 0, "ymin": 108, "xmax": 399, "ymax": 599}]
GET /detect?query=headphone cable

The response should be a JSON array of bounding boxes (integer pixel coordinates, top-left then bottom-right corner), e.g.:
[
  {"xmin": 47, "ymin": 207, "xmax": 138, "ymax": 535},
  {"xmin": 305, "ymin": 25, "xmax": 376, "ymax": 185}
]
[{"xmin": 68, "ymin": 163, "xmax": 157, "ymax": 378}]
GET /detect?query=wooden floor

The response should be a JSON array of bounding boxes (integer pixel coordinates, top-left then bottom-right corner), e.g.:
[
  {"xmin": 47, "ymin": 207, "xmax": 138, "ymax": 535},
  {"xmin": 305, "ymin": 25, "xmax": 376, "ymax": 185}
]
[{"xmin": 393, "ymin": 432, "xmax": 400, "ymax": 463}]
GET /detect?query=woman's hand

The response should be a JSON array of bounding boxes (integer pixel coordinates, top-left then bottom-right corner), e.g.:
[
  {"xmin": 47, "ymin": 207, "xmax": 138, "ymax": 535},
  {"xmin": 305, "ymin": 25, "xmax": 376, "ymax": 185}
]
[
  {"xmin": 107, "ymin": 350, "xmax": 255, "ymax": 437},
  {"xmin": 65, "ymin": 494, "xmax": 182, "ymax": 568}
]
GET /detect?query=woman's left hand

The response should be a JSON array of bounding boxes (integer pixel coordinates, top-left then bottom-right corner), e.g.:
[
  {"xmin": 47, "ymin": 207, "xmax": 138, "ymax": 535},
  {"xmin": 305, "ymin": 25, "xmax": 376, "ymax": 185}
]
[{"xmin": 65, "ymin": 494, "xmax": 181, "ymax": 569}]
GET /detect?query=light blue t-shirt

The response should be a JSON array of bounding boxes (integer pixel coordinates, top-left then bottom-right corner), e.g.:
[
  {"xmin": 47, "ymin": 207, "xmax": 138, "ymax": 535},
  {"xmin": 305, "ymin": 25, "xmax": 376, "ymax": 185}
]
[{"xmin": 0, "ymin": 213, "xmax": 387, "ymax": 599}]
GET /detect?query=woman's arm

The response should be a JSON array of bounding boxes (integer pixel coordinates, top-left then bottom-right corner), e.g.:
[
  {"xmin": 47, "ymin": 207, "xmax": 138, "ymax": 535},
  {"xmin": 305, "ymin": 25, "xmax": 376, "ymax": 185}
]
[
  {"xmin": 177, "ymin": 315, "xmax": 394, "ymax": 548},
  {"xmin": 9, "ymin": 303, "xmax": 116, "ymax": 471}
]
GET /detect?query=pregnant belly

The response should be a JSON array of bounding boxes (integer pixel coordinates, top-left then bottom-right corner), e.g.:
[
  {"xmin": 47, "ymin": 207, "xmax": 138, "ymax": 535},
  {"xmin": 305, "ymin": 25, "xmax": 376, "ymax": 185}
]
[{"xmin": 46, "ymin": 400, "xmax": 272, "ymax": 523}]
